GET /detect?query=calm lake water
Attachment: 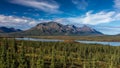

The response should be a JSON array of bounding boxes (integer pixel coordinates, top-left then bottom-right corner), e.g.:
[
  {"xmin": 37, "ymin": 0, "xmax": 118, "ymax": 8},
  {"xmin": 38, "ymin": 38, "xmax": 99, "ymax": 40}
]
[
  {"xmin": 16, "ymin": 38, "xmax": 63, "ymax": 42},
  {"xmin": 77, "ymin": 41, "xmax": 120, "ymax": 46},
  {"xmin": 16, "ymin": 38, "xmax": 120, "ymax": 46}
]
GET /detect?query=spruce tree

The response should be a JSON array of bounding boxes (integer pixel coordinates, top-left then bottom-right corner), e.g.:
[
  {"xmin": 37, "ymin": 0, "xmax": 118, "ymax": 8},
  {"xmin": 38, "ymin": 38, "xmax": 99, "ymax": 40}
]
[
  {"xmin": 50, "ymin": 46, "xmax": 55, "ymax": 68},
  {"xmin": 37, "ymin": 48, "xmax": 44, "ymax": 68},
  {"xmin": 18, "ymin": 42, "xmax": 28, "ymax": 68}
]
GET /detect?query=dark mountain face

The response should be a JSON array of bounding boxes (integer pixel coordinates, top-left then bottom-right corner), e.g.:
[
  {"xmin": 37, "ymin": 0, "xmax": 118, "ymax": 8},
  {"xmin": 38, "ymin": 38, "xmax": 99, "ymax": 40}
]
[
  {"xmin": 24, "ymin": 21, "xmax": 103, "ymax": 36},
  {"xmin": 0, "ymin": 27, "xmax": 22, "ymax": 33},
  {"xmin": 34, "ymin": 22, "xmax": 63, "ymax": 30}
]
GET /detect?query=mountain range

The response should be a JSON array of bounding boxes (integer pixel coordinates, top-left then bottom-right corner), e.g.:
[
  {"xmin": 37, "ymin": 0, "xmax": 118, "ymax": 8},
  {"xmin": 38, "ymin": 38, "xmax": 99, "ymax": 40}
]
[
  {"xmin": 0, "ymin": 27, "xmax": 21, "ymax": 33},
  {"xmin": 0, "ymin": 21, "xmax": 103, "ymax": 36}
]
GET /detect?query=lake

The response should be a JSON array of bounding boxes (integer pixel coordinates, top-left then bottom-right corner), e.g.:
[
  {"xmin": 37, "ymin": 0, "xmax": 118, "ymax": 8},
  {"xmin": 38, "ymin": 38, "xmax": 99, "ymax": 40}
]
[
  {"xmin": 16, "ymin": 38, "xmax": 63, "ymax": 42},
  {"xmin": 77, "ymin": 41, "xmax": 120, "ymax": 46},
  {"xmin": 16, "ymin": 38, "xmax": 120, "ymax": 46}
]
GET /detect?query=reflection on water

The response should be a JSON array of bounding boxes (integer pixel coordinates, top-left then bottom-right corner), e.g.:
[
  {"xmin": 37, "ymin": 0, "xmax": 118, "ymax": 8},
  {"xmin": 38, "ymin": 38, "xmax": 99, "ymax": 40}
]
[{"xmin": 16, "ymin": 38, "xmax": 120, "ymax": 46}]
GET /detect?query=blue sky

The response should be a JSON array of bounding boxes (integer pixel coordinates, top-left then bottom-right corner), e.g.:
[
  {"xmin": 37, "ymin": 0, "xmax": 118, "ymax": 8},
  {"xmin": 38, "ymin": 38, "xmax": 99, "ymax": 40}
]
[{"xmin": 0, "ymin": 0, "xmax": 120, "ymax": 35}]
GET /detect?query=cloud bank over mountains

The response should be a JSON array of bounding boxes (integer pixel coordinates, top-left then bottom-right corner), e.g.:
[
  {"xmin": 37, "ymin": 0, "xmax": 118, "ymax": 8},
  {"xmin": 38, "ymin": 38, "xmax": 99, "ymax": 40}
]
[
  {"xmin": 59, "ymin": 11, "xmax": 120, "ymax": 25},
  {"xmin": 0, "ymin": 15, "xmax": 38, "ymax": 29}
]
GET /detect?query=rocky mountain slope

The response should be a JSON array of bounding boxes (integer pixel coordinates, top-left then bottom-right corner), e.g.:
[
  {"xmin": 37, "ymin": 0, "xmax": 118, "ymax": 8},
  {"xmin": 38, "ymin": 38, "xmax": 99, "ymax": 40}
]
[{"xmin": 23, "ymin": 21, "xmax": 103, "ymax": 36}]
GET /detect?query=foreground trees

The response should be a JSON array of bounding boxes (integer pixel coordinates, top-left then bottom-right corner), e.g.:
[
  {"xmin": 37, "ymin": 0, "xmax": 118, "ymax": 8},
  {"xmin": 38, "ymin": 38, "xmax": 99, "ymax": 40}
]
[{"xmin": 0, "ymin": 38, "xmax": 120, "ymax": 68}]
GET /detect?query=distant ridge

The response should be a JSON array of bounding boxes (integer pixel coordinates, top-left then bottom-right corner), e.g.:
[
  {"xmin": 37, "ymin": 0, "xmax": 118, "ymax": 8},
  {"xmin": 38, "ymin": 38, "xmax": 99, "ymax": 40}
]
[
  {"xmin": 19, "ymin": 21, "xmax": 103, "ymax": 36},
  {"xmin": 0, "ymin": 27, "xmax": 22, "ymax": 33},
  {"xmin": 0, "ymin": 21, "xmax": 103, "ymax": 37}
]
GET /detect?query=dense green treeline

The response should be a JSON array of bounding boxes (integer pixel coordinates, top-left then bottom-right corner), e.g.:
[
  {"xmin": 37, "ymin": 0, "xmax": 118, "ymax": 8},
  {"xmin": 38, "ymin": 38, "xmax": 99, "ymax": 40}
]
[{"xmin": 0, "ymin": 38, "xmax": 120, "ymax": 68}]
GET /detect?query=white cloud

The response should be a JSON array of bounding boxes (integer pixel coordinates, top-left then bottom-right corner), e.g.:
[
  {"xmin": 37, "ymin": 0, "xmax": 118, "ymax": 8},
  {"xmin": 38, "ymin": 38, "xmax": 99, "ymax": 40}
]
[
  {"xmin": 53, "ymin": 18, "xmax": 70, "ymax": 25},
  {"xmin": 72, "ymin": 0, "xmax": 88, "ymax": 10},
  {"xmin": 95, "ymin": 26, "xmax": 120, "ymax": 35},
  {"xmin": 114, "ymin": 0, "xmax": 120, "ymax": 10},
  {"xmin": 10, "ymin": 0, "xmax": 61, "ymax": 13},
  {"xmin": 55, "ymin": 11, "xmax": 120, "ymax": 25},
  {"xmin": 0, "ymin": 15, "xmax": 40, "ymax": 29}
]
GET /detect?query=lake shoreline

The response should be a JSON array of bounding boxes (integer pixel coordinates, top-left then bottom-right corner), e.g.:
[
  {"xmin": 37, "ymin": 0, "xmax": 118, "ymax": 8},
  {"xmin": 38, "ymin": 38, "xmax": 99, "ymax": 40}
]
[
  {"xmin": 15, "ymin": 37, "xmax": 120, "ymax": 46},
  {"xmin": 30, "ymin": 36, "xmax": 120, "ymax": 42}
]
